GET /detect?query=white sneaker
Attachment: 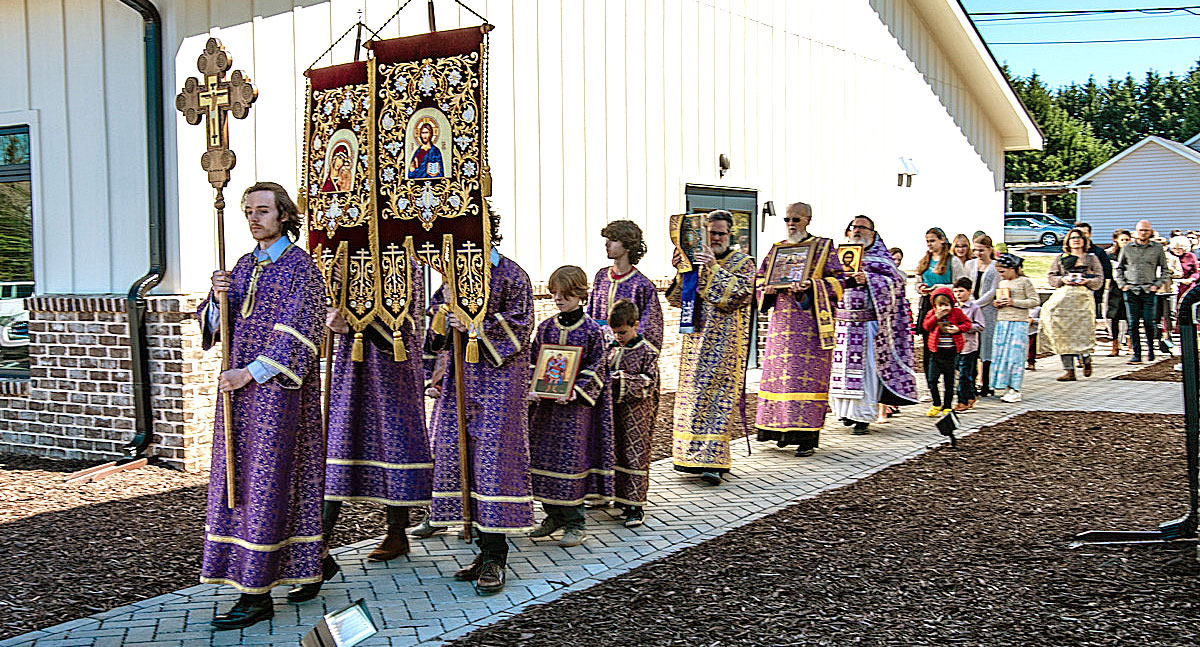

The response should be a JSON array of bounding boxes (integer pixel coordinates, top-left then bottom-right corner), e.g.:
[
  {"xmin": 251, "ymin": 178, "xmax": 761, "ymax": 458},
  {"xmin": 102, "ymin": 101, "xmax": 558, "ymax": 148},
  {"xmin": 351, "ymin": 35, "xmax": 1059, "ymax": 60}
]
[{"xmin": 1000, "ymin": 390, "xmax": 1022, "ymax": 403}]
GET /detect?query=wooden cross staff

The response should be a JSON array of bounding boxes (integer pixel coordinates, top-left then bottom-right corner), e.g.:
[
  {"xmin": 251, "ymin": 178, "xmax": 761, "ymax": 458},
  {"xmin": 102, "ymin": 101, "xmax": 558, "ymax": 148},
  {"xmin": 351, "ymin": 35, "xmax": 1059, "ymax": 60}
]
[{"xmin": 176, "ymin": 37, "xmax": 257, "ymax": 509}]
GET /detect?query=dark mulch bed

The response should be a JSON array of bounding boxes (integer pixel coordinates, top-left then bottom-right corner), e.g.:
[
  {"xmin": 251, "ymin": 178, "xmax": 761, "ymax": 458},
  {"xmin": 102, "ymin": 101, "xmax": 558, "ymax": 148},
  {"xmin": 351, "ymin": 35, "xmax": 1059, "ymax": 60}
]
[
  {"xmin": 450, "ymin": 412, "xmax": 1200, "ymax": 647},
  {"xmin": 649, "ymin": 391, "xmax": 756, "ymax": 463},
  {"xmin": 1114, "ymin": 357, "xmax": 1183, "ymax": 383},
  {"xmin": 0, "ymin": 455, "xmax": 395, "ymax": 639}
]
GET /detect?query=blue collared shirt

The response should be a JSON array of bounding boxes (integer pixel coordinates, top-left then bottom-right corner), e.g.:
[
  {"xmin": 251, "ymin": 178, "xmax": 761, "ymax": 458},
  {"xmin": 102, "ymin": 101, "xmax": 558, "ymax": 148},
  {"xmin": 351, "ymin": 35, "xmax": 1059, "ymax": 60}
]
[{"xmin": 206, "ymin": 237, "xmax": 293, "ymax": 383}]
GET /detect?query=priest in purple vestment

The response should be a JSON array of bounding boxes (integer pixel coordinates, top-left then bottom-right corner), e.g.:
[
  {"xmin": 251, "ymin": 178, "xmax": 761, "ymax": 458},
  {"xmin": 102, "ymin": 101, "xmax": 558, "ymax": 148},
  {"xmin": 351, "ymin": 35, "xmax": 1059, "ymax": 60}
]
[
  {"xmin": 755, "ymin": 202, "xmax": 846, "ymax": 456},
  {"xmin": 321, "ymin": 255, "xmax": 432, "ymax": 565},
  {"xmin": 828, "ymin": 215, "xmax": 919, "ymax": 435},
  {"xmin": 589, "ymin": 220, "xmax": 665, "ymax": 351},
  {"xmin": 424, "ymin": 210, "xmax": 535, "ymax": 594},
  {"xmin": 197, "ymin": 183, "xmax": 328, "ymax": 630}
]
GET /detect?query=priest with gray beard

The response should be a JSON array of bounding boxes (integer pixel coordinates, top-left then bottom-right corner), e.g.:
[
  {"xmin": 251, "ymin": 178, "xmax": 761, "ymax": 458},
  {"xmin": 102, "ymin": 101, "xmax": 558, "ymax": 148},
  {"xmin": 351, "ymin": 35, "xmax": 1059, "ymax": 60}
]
[{"xmin": 827, "ymin": 216, "xmax": 918, "ymax": 434}]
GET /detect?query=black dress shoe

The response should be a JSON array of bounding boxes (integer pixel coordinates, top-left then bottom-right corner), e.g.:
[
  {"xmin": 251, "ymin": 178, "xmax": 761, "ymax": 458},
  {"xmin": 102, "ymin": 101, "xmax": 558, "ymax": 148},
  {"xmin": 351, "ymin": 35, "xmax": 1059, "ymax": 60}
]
[
  {"xmin": 287, "ymin": 555, "xmax": 340, "ymax": 603},
  {"xmin": 211, "ymin": 597, "xmax": 274, "ymax": 630},
  {"xmin": 851, "ymin": 422, "xmax": 870, "ymax": 435},
  {"xmin": 840, "ymin": 417, "xmax": 855, "ymax": 427},
  {"xmin": 699, "ymin": 471, "xmax": 722, "ymax": 486},
  {"xmin": 794, "ymin": 448, "xmax": 815, "ymax": 457},
  {"xmin": 474, "ymin": 561, "xmax": 506, "ymax": 595}
]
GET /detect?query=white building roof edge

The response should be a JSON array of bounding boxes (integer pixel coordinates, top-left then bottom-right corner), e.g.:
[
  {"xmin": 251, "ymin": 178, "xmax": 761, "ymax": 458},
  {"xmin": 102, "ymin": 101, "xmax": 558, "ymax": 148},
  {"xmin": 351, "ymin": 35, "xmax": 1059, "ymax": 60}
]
[
  {"xmin": 910, "ymin": 0, "xmax": 1043, "ymax": 152},
  {"xmin": 1068, "ymin": 136, "xmax": 1200, "ymax": 188}
]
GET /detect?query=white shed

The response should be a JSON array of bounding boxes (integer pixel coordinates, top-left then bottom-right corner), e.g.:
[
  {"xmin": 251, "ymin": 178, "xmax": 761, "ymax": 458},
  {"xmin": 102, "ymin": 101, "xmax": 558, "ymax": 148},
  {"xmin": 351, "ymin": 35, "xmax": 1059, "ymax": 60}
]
[{"xmin": 1069, "ymin": 135, "xmax": 1200, "ymax": 238}]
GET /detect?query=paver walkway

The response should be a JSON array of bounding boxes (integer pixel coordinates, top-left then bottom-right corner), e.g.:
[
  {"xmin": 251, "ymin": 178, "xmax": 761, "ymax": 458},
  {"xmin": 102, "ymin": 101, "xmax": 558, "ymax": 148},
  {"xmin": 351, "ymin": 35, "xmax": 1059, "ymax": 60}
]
[{"xmin": 3, "ymin": 353, "xmax": 1184, "ymax": 647}]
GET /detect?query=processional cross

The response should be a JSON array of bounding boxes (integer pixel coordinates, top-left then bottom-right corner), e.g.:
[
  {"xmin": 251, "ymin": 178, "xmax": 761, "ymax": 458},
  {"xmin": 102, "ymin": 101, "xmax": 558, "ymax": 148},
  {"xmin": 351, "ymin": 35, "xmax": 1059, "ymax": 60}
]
[{"xmin": 175, "ymin": 37, "xmax": 257, "ymax": 508}]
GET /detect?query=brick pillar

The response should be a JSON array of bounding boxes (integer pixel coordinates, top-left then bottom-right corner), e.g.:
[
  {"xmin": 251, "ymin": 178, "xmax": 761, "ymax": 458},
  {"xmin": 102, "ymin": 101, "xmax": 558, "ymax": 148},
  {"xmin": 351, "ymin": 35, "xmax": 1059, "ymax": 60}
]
[{"xmin": 0, "ymin": 294, "xmax": 216, "ymax": 472}]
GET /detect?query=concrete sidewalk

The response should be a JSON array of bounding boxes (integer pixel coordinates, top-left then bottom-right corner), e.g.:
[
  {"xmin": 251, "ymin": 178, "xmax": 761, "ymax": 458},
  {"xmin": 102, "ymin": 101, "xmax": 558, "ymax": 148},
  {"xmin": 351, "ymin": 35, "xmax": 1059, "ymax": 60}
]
[{"xmin": 1, "ymin": 353, "xmax": 1182, "ymax": 647}]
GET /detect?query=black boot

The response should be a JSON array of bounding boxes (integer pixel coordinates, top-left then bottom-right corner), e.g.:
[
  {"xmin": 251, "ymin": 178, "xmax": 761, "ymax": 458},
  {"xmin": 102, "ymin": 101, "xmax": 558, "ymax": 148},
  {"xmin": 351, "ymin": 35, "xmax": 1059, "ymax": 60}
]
[
  {"xmin": 286, "ymin": 554, "xmax": 340, "ymax": 603},
  {"xmin": 212, "ymin": 593, "xmax": 273, "ymax": 630},
  {"xmin": 980, "ymin": 361, "xmax": 993, "ymax": 396},
  {"xmin": 851, "ymin": 421, "xmax": 870, "ymax": 435}
]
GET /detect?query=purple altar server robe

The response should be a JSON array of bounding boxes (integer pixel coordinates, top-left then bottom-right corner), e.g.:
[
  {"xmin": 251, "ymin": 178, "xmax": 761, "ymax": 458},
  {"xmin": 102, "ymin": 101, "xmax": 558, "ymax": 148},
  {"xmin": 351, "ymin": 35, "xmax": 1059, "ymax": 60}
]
[
  {"xmin": 529, "ymin": 314, "xmax": 616, "ymax": 505},
  {"xmin": 196, "ymin": 242, "xmax": 327, "ymax": 593},
  {"xmin": 588, "ymin": 267, "xmax": 665, "ymax": 351},
  {"xmin": 325, "ymin": 260, "xmax": 432, "ymax": 506},
  {"xmin": 426, "ymin": 255, "xmax": 536, "ymax": 533},
  {"xmin": 608, "ymin": 336, "xmax": 659, "ymax": 506}
]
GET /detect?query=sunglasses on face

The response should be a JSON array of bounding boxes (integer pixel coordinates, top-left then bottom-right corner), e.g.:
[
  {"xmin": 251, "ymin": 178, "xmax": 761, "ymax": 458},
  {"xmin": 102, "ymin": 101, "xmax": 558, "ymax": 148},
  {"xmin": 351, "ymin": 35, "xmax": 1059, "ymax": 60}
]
[{"xmin": 783, "ymin": 217, "xmax": 804, "ymax": 223}]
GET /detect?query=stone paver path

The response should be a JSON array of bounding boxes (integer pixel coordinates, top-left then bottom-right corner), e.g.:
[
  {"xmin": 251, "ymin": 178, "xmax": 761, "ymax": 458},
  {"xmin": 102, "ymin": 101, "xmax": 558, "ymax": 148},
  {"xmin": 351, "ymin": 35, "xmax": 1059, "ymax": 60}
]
[{"xmin": 3, "ymin": 353, "xmax": 1183, "ymax": 647}]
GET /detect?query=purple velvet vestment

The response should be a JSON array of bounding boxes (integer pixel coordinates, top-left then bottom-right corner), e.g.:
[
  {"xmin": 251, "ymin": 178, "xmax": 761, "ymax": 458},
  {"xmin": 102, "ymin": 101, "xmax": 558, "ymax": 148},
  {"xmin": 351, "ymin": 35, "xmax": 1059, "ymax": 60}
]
[
  {"xmin": 608, "ymin": 337, "xmax": 659, "ymax": 506},
  {"xmin": 325, "ymin": 260, "xmax": 432, "ymax": 506},
  {"xmin": 426, "ymin": 256, "xmax": 536, "ymax": 533},
  {"xmin": 588, "ymin": 267, "xmax": 665, "ymax": 351},
  {"xmin": 829, "ymin": 235, "xmax": 918, "ymax": 419},
  {"xmin": 755, "ymin": 237, "xmax": 846, "ymax": 449},
  {"xmin": 528, "ymin": 314, "xmax": 616, "ymax": 505},
  {"xmin": 196, "ymin": 243, "xmax": 327, "ymax": 593}
]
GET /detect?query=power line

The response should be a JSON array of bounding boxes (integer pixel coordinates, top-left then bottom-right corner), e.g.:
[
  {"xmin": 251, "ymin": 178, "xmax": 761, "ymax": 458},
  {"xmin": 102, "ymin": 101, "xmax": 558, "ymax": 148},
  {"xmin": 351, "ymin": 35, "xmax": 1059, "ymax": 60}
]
[
  {"xmin": 977, "ymin": 10, "xmax": 1200, "ymax": 23},
  {"xmin": 990, "ymin": 35, "xmax": 1200, "ymax": 45},
  {"xmin": 969, "ymin": 6, "xmax": 1200, "ymax": 17}
]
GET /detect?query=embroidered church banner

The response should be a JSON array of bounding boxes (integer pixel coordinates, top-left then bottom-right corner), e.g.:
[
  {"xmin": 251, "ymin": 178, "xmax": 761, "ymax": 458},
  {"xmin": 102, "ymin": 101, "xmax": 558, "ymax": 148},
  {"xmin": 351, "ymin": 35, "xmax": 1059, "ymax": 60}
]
[
  {"xmin": 301, "ymin": 25, "xmax": 491, "ymax": 361},
  {"xmin": 368, "ymin": 26, "xmax": 491, "ymax": 361}
]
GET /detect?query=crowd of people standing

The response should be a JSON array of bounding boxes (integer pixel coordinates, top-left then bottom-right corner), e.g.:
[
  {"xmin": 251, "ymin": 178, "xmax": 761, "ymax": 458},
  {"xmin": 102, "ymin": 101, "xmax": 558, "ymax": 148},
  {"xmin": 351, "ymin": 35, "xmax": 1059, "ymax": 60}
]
[{"xmin": 191, "ymin": 182, "xmax": 1191, "ymax": 631}]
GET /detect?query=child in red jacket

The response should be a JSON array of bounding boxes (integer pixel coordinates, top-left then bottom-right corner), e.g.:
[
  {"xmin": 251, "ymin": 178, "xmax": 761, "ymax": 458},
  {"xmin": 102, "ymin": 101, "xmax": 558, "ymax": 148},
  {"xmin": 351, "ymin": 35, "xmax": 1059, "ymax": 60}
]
[{"xmin": 922, "ymin": 286, "xmax": 972, "ymax": 416}]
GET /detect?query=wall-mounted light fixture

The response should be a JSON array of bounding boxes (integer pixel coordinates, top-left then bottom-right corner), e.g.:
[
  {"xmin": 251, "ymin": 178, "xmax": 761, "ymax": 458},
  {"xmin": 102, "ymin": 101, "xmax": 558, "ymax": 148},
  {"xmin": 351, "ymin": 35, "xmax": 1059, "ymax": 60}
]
[
  {"xmin": 897, "ymin": 157, "xmax": 918, "ymax": 187},
  {"xmin": 719, "ymin": 154, "xmax": 731, "ymax": 178}
]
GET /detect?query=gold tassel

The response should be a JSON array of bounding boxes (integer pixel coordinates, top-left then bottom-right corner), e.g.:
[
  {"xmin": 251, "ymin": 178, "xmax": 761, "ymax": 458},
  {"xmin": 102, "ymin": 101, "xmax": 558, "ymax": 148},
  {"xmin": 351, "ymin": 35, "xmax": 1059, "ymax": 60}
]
[
  {"xmin": 432, "ymin": 307, "xmax": 447, "ymax": 335},
  {"xmin": 392, "ymin": 330, "xmax": 407, "ymax": 362},
  {"xmin": 351, "ymin": 332, "xmax": 364, "ymax": 362},
  {"xmin": 465, "ymin": 338, "xmax": 480, "ymax": 363}
]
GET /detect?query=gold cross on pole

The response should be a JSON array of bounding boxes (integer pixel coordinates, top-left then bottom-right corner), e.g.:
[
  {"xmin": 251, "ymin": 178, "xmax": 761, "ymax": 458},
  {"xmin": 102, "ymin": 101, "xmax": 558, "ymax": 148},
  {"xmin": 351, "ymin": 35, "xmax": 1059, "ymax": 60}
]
[
  {"xmin": 173, "ymin": 37, "xmax": 257, "ymax": 509},
  {"xmin": 175, "ymin": 37, "xmax": 257, "ymax": 189}
]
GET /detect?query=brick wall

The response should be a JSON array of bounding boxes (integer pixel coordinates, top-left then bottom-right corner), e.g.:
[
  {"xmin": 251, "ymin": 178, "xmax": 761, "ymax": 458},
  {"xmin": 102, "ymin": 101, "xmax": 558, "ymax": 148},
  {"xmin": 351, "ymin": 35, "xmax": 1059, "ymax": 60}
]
[{"xmin": 0, "ymin": 295, "xmax": 217, "ymax": 472}]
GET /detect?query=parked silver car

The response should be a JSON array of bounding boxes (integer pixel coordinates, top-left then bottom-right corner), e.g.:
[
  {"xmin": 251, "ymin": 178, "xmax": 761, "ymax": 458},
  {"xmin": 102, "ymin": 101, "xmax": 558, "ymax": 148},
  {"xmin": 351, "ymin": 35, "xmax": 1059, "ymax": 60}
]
[
  {"xmin": 1004, "ymin": 211, "xmax": 1073, "ymax": 229},
  {"xmin": 1003, "ymin": 216, "xmax": 1072, "ymax": 247}
]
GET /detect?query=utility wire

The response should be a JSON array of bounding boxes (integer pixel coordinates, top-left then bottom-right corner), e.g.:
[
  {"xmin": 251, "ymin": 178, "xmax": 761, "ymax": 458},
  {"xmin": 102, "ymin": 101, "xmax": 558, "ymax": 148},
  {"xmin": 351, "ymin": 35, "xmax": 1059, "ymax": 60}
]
[
  {"xmin": 990, "ymin": 35, "xmax": 1200, "ymax": 45},
  {"xmin": 969, "ymin": 6, "xmax": 1200, "ymax": 17}
]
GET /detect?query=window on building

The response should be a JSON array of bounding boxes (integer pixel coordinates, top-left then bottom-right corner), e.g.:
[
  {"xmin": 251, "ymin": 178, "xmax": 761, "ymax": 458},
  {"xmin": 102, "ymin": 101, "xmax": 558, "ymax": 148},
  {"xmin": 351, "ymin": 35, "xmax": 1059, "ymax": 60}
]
[{"xmin": 0, "ymin": 125, "xmax": 33, "ymax": 379}]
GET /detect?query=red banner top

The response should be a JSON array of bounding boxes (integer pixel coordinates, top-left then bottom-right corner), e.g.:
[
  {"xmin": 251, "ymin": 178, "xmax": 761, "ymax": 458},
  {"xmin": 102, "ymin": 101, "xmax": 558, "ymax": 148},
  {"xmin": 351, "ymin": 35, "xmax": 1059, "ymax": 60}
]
[{"xmin": 366, "ymin": 25, "xmax": 489, "ymax": 64}]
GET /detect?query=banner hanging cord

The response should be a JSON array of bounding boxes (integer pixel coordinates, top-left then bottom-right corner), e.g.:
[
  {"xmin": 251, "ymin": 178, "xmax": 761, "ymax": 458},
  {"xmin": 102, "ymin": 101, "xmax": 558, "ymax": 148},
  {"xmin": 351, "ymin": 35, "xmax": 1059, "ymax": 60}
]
[
  {"xmin": 306, "ymin": 0, "xmax": 490, "ymax": 73},
  {"xmin": 371, "ymin": 0, "xmax": 490, "ymax": 39}
]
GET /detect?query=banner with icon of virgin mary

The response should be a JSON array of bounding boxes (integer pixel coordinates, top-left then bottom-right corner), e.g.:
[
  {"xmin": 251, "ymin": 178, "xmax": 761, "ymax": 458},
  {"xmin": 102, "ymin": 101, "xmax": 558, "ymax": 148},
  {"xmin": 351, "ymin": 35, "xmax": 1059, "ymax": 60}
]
[{"xmin": 301, "ymin": 25, "xmax": 492, "ymax": 362}]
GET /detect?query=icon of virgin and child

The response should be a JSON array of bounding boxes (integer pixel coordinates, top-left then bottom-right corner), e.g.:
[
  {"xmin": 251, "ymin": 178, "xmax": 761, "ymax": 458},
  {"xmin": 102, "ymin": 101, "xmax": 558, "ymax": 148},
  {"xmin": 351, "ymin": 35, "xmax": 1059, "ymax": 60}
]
[{"xmin": 319, "ymin": 129, "xmax": 358, "ymax": 193}]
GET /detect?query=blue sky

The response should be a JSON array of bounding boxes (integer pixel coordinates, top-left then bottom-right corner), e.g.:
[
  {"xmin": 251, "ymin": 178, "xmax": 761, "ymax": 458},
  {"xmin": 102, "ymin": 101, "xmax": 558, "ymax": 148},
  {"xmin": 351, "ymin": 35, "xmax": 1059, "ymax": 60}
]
[{"xmin": 961, "ymin": 1, "xmax": 1200, "ymax": 88}]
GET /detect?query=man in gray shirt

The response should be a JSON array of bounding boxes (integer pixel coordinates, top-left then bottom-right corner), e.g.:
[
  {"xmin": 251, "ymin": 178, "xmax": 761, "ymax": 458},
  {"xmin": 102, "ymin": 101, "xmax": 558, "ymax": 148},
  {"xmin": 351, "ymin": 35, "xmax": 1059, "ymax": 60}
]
[{"xmin": 1114, "ymin": 219, "xmax": 1169, "ymax": 364}]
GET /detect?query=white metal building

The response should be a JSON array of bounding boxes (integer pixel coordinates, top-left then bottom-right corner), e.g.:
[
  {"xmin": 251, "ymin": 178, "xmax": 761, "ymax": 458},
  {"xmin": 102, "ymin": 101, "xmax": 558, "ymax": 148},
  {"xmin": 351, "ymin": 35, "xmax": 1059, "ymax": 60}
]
[
  {"xmin": 3, "ymin": 0, "xmax": 1039, "ymax": 295},
  {"xmin": 1069, "ymin": 135, "xmax": 1200, "ymax": 237},
  {"xmin": 0, "ymin": 0, "xmax": 1041, "ymax": 467}
]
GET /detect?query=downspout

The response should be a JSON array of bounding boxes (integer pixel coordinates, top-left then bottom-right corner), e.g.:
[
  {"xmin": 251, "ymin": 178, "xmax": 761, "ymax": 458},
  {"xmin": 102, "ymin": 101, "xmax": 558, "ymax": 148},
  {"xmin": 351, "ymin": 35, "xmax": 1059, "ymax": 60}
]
[{"xmin": 117, "ymin": 0, "xmax": 167, "ymax": 459}]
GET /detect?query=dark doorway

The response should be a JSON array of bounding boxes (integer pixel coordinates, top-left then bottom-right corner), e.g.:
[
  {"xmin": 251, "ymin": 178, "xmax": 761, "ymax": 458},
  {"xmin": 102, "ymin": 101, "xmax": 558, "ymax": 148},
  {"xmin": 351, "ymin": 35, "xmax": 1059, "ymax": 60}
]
[{"xmin": 683, "ymin": 184, "xmax": 759, "ymax": 368}]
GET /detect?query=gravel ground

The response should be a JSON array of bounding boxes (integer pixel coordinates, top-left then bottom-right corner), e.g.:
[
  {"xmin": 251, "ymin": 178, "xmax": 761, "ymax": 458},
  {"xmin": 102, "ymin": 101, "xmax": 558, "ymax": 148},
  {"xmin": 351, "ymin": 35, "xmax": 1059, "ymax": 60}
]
[
  {"xmin": 450, "ymin": 411, "xmax": 1200, "ymax": 647},
  {"xmin": 1114, "ymin": 357, "xmax": 1183, "ymax": 383},
  {"xmin": 0, "ymin": 455, "xmax": 401, "ymax": 639}
]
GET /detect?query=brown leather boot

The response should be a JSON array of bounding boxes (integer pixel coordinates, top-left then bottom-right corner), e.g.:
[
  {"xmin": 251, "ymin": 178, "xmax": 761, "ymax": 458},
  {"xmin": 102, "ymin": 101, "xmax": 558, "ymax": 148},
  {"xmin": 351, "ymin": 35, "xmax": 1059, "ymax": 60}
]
[
  {"xmin": 1057, "ymin": 369, "xmax": 1076, "ymax": 382},
  {"xmin": 367, "ymin": 530, "xmax": 410, "ymax": 561},
  {"xmin": 474, "ymin": 561, "xmax": 506, "ymax": 594},
  {"xmin": 1108, "ymin": 339, "xmax": 1119, "ymax": 357},
  {"xmin": 454, "ymin": 553, "xmax": 485, "ymax": 582},
  {"xmin": 1082, "ymin": 356, "xmax": 1093, "ymax": 377}
]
